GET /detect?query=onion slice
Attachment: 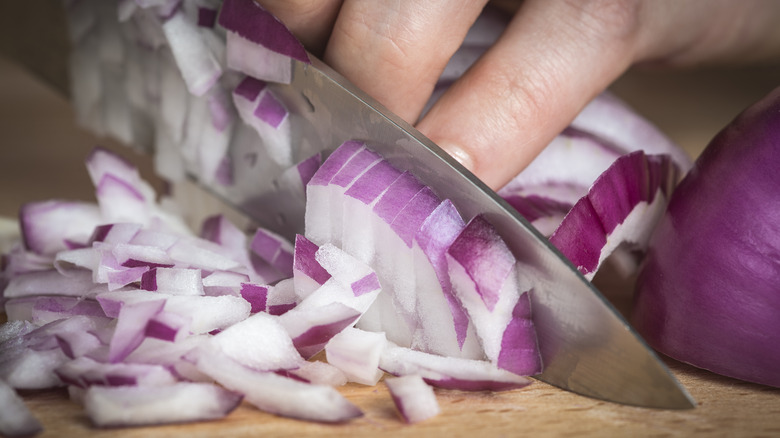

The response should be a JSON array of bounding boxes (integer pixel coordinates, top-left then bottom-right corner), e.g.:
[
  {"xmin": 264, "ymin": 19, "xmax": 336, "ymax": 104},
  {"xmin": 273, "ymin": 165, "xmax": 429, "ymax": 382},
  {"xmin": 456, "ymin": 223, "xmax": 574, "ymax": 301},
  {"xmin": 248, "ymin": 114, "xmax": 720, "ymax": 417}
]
[{"xmin": 549, "ymin": 151, "xmax": 678, "ymax": 280}]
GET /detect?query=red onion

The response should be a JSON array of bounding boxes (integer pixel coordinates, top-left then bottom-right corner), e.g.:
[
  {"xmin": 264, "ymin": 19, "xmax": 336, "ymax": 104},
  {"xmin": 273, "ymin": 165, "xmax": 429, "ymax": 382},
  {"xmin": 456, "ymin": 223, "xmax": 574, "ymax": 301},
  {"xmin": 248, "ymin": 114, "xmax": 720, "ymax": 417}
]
[{"xmin": 633, "ymin": 87, "xmax": 780, "ymax": 388}]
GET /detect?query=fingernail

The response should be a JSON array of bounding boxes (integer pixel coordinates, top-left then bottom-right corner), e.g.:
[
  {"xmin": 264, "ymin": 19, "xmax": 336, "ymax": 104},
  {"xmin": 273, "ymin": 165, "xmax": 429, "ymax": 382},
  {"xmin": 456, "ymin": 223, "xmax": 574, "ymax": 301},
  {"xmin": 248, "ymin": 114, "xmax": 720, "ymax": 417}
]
[{"xmin": 439, "ymin": 141, "xmax": 474, "ymax": 172}]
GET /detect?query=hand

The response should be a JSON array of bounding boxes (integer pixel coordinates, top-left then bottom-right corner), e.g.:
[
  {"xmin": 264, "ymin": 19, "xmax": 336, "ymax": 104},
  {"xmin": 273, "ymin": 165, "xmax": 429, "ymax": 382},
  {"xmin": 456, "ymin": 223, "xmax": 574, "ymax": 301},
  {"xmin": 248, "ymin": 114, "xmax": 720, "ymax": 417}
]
[{"xmin": 258, "ymin": 0, "xmax": 780, "ymax": 190}]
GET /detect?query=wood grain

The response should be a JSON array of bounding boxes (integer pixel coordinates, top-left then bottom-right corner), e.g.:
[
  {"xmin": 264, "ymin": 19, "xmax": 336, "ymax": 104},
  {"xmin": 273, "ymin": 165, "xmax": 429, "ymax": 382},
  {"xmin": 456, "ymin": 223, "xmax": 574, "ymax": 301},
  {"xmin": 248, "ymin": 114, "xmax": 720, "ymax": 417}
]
[{"xmin": 2, "ymin": 44, "xmax": 780, "ymax": 437}]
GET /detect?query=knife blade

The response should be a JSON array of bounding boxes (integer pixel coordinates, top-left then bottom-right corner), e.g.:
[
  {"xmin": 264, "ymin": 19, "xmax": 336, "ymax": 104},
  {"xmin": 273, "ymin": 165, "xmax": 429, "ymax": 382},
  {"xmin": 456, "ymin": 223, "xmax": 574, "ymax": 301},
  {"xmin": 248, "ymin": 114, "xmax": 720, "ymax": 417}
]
[{"xmin": 200, "ymin": 56, "xmax": 694, "ymax": 409}]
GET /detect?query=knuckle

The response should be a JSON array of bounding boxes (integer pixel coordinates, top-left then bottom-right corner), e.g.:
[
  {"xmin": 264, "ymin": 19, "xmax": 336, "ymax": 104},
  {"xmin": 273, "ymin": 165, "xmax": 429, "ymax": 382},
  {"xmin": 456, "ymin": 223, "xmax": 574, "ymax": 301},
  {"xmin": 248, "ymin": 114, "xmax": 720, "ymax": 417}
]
[{"xmin": 565, "ymin": 0, "xmax": 643, "ymax": 41}]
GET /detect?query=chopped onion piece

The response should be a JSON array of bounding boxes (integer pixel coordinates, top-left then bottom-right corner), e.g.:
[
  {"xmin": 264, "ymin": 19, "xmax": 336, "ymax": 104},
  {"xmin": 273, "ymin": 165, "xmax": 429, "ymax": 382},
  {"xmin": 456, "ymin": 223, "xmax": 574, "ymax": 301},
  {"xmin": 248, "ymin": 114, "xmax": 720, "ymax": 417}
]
[
  {"xmin": 197, "ymin": 352, "xmax": 363, "ymax": 423},
  {"xmin": 206, "ymin": 312, "xmax": 304, "ymax": 371},
  {"xmin": 380, "ymin": 343, "xmax": 532, "ymax": 392},
  {"xmin": 55, "ymin": 356, "xmax": 177, "ymax": 388},
  {"xmin": 325, "ymin": 327, "xmax": 386, "ymax": 385},
  {"xmin": 162, "ymin": 9, "xmax": 222, "ymax": 96},
  {"xmin": 19, "ymin": 201, "xmax": 102, "ymax": 256},
  {"xmin": 0, "ymin": 380, "xmax": 43, "ymax": 437},
  {"xmin": 385, "ymin": 375, "xmax": 440, "ymax": 424},
  {"xmin": 84, "ymin": 382, "xmax": 242, "ymax": 427}
]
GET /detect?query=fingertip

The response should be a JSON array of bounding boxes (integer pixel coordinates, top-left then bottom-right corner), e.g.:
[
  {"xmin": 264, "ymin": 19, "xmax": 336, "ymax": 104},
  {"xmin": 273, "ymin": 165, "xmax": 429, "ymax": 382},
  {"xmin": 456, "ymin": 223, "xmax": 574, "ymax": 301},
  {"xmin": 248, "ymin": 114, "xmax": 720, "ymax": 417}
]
[
  {"xmin": 436, "ymin": 140, "xmax": 477, "ymax": 174},
  {"xmin": 417, "ymin": 0, "xmax": 643, "ymax": 190}
]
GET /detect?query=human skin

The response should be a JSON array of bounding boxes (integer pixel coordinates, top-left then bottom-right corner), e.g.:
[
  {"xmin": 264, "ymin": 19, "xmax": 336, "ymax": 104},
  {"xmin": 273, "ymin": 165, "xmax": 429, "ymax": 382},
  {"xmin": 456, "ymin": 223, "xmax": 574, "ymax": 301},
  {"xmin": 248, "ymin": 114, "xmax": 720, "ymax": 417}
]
[{"xmin": 256, "ymin": 0, "xmax": 780, "ymax": 190}]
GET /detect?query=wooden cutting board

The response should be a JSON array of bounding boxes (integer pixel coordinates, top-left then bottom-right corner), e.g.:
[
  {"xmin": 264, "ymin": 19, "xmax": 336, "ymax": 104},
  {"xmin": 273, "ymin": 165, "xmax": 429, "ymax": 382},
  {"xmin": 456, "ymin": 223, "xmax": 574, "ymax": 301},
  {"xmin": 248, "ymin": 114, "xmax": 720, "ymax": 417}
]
[{"xmin": 2, "ymin": 45, "xmax": 780, "ymax": 437}]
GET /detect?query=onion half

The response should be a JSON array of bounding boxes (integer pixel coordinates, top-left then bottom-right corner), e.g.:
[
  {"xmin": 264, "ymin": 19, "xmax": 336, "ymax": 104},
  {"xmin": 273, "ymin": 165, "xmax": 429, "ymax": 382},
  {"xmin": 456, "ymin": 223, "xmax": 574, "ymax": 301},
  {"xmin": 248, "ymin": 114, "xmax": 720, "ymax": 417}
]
[{"xmin": 634, "ymin": 87, "xmax": 780, "ymax": 388}]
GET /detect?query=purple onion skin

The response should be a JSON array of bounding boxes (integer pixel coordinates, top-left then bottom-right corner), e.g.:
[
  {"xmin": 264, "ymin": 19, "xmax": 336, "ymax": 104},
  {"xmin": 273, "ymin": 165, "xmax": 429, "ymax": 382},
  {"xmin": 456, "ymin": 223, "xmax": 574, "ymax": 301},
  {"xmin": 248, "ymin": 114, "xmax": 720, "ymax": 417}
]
[{"xmin": 633, "ymin": 87, "xmax": 780, "ymax": 388}]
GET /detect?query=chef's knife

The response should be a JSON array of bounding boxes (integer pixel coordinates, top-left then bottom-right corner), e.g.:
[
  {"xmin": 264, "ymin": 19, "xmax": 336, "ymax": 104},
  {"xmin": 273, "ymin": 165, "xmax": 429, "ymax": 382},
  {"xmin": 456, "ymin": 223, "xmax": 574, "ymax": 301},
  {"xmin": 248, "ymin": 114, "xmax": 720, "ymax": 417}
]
[
  {"xmin": 210, "ymin": 56, "xmax": 695, "ymax": 409},
  {"xmin": 3, "ymin": 1, "xmax": 695, "ymax": 409}
]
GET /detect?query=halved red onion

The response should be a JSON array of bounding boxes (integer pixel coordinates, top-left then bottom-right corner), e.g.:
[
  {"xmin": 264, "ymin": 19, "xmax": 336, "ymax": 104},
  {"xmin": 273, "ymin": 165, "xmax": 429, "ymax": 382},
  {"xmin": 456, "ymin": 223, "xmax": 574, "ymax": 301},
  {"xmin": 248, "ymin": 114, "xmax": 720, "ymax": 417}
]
[
  {"xmin": 385, "ymin": 375, "xmax": 441, "ymax": 424},
  {"xmin": 634, "ymin": 87, "xmax": 780, "ymax": 388},
  {"xmin": 497, "ymin": 132, "xmax": 625, "ymax": 236},
  {"xmin": 501, "ymin": 194, "xmax": 572, "ymax": 237},
  {"xmin": 83, "ymin": 382, "xmax": 242, "ymax": 427}
]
